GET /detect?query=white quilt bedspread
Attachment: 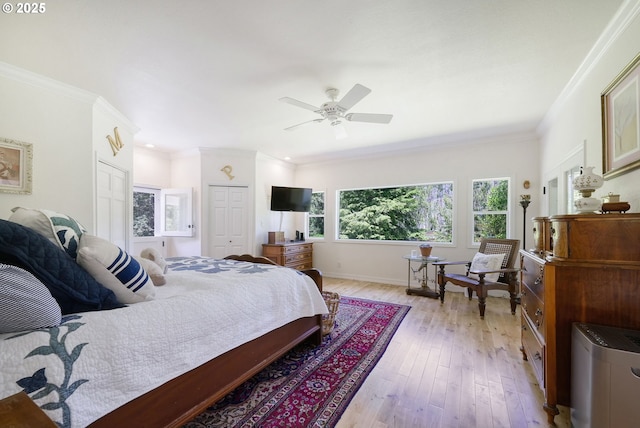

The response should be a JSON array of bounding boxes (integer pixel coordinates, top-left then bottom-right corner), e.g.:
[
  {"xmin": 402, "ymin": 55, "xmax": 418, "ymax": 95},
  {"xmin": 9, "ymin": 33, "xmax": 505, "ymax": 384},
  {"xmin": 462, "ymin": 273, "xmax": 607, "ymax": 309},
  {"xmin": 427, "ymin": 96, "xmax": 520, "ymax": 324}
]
[{"xmin": 0, "ymin": 258, "xmax": 327, "ymax": 427}]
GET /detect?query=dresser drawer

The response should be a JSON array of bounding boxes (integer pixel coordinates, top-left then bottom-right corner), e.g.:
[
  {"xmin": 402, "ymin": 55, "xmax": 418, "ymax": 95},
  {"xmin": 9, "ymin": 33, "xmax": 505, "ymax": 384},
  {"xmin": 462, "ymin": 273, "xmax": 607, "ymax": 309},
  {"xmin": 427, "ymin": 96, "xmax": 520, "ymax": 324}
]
[
  {"xmin": 284, "ymin": 252, "xmax": 312, "ymax": 265},
  {"xmin": 522, "ymin": 315, "xmax": 545, "ymax": 388},
  {"xmin": 522, "ymin": 254, "xmax": 545, "ymax": 300},
  {"xmin": 521, "ymin": 285, "xmax": 545, "ymax": 336},
  {"xmin": 262, "ymin": 242, "xmax": 313, "ymax": 270},
  {"xmin": 288, "ymin": 260, "xmax": 313, "ymax": 271},
  {"xmin": 283, "ymin": 243, "xmax": 312, "ymax": 255}
]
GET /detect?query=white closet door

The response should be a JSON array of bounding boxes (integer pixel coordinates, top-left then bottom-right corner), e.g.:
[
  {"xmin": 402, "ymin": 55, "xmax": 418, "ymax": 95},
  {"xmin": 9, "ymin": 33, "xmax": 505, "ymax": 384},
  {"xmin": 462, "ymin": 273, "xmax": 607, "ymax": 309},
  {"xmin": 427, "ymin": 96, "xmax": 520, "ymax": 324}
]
[
  {"xmin": 208, "ymin": 186, "xmax": 248, "ymax": 258},
  {"xmin": 97, "ymin": 161, "xmax": 128, "ymax": 249}
]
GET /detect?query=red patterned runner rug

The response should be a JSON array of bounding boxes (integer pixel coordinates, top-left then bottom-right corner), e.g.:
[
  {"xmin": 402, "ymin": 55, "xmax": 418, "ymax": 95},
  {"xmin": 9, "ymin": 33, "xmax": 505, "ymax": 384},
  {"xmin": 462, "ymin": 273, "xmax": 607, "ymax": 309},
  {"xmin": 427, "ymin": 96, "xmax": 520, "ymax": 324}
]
[{"xmin": 184, "ymin": 296, "xmax": 410, "ymax": 428}]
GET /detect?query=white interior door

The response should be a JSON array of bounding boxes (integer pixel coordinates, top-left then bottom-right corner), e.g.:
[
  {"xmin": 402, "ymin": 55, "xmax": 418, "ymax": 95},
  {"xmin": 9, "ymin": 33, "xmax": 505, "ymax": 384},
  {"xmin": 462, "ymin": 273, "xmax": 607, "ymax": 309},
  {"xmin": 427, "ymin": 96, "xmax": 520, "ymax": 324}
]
[
  {"xmin": 208, "ymin": 186, "xmax": 249, "ymax": 258},
  {"xmin": 97, "ymin": 161, "xmax": 128, "ymax": 249}
]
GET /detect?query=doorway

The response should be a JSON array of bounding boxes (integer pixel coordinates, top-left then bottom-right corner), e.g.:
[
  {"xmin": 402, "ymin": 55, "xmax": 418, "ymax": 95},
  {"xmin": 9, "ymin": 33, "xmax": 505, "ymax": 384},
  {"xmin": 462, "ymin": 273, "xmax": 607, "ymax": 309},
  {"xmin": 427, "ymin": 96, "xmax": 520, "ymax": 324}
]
[
  {"xmin": 208, "ymin": 185, "xmax": 249, "ymax": 258},
  {"xmin": 96, "ymin": 160, "xmax": 128, "ymax": 249}
]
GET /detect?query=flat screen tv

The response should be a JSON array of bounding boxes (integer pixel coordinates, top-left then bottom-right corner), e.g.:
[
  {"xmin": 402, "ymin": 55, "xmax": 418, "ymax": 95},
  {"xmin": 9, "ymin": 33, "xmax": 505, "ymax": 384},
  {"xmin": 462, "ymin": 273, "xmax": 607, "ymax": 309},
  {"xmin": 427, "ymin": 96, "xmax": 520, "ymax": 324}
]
[{"xmin": 270, "ymin": 186, "xmax": 312, "ymax": 212}]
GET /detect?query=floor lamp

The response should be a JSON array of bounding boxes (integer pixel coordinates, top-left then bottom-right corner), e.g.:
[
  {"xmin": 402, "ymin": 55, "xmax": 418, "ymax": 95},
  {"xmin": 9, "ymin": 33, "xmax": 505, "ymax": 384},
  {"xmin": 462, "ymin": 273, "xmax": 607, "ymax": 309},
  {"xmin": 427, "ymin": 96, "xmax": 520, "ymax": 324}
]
[{"xmin": 519, "ymin": 195, "xmax": 531, "ymax": 250}]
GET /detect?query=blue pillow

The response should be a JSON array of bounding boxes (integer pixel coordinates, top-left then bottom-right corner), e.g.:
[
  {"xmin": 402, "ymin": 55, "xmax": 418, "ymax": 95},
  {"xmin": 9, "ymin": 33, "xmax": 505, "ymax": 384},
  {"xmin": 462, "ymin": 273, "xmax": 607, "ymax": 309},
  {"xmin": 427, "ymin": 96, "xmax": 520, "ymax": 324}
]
[{"xmin": 0, "ymin": 219, "xmax": 122, "ymax": 314}]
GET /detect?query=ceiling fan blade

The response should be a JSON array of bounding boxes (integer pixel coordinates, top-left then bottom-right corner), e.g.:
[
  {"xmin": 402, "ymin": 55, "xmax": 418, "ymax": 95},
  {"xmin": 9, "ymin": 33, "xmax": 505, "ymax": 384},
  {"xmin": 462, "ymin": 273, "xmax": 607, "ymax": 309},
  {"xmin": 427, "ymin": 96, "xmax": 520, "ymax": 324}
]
[
  {"xmin": 345, "ymin": 113, "xmax": 393, "ymax": 124},
  {"xmin": 279, "ymin": 97, "xmax": 322, "ymax": 113},
  {"xmin": 337, "ymin": 84, "xmax": 371, "ymax": 111},
  {"xmin": 284, "ymin": 118, "xmax": 325, "ymax": 131}
]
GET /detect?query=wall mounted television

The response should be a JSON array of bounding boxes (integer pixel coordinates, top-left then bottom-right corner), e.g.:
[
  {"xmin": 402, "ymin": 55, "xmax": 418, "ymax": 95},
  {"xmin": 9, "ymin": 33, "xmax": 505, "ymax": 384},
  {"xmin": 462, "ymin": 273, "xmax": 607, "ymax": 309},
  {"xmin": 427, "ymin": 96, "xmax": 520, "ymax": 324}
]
[{"xmin": 270, "ymin": 186, "xmax": 312, "ymax": 212}]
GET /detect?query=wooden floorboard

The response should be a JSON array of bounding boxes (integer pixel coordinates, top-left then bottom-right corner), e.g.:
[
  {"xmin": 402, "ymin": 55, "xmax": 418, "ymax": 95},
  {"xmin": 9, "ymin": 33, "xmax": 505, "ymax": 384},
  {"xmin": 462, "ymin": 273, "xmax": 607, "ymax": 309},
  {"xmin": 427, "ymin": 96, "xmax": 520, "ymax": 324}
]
[{"xmin": 326, "ymin": 277, "xmax": 570, "ymax": 428}]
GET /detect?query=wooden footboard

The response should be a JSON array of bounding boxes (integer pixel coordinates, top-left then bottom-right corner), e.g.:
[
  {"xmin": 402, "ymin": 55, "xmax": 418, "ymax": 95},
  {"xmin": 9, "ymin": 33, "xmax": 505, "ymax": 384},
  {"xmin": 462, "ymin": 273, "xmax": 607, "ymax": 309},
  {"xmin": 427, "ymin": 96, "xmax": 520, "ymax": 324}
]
[
  {"xmin": 89, "ymin": 315, "xmax": 322, "ymax": 428},
  {"xmin": 89, "ymin": 260, "xmax": 324, "ymax": 428}
]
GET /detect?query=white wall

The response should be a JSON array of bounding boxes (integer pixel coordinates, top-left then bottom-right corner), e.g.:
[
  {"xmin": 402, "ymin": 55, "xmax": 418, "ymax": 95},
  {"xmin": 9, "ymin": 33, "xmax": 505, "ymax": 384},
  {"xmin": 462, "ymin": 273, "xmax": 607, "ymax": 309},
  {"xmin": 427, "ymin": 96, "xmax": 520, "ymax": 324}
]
[
  {"xmin": 0, "ymin": 64, "xmax": 93, "ymax": 222},
  {"xmin": 133, "ymin": 146, "xmax": 172, "ymax": 188},
  {"xmin": 255, "ymin": 153, "xmax": 298, "ymax": 249},
  {"xmin": 0, "ymin": 63, "xmax": 135, "ymax": 235},
  {"xmin": 295, "ymin": 132, "xmax": 540, "ymax": 287},
  {"xmin": 166, "ymin": 150, "xmax": 201, "ymax": 257},
  {"xmin": 539, "ymin": 2, "xmax": 640, "ymax": 213},
  {"xmin": 132, "ymin": 147, "xmax": 296, "ymax": 258},
  {"xmin": 199, "ymin": 148, "xmax": 257, "ymax": 256}
]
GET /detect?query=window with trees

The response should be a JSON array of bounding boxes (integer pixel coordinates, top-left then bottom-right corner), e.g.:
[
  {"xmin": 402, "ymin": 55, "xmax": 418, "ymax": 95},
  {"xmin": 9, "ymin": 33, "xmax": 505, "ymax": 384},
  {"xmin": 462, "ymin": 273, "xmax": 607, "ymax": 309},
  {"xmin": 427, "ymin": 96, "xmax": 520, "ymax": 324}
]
[
  {"xmin": 472, "ymin": 178, "xmax": 509, "ymax": 244},
  {"xmin": 337, "ymin": 182, "xmax": 453, "ymax": 242},
  {"xmin": 133, "ymin": 186, "xmax": 160, "ymax": 237},
  {"xmin": 308, "ymin": 191, "xmax": 325, "ymax": 238},
  {"xmin": 133, "ymin": 187, "xmax": 193, "ymax": 237}
]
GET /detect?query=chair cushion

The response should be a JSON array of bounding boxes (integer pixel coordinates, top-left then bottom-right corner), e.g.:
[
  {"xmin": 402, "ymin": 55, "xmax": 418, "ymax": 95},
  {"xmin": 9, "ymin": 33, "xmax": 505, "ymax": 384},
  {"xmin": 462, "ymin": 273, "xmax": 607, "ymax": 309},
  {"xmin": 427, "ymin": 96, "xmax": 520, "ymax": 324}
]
[{"xmin": 468, "ymin": 252, "xmax": 506, "ymax": 282}]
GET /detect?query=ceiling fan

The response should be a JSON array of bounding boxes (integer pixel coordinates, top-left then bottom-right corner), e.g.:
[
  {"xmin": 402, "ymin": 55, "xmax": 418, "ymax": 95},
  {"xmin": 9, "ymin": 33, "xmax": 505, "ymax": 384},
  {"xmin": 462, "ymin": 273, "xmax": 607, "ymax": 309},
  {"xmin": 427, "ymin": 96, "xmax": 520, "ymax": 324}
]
[{"xmin": 279, "ymin": 84, "xmax": 393, "ymax": 139}]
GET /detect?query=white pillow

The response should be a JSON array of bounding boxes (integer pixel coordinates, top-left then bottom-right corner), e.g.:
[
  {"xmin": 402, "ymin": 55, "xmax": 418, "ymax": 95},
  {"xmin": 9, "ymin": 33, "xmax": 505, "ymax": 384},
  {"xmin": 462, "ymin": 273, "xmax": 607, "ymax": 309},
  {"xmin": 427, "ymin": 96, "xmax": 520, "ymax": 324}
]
[
  {"xmin": 9, "ymin": 207, "xmax": 86, "ymax": 259},
  {"xmin": 468, "ymin": 252, "xmax": 506, "ymax": 282},
  {"xmin": 77, "ymin": 234, "xmax": 155, "ymax": 304}
]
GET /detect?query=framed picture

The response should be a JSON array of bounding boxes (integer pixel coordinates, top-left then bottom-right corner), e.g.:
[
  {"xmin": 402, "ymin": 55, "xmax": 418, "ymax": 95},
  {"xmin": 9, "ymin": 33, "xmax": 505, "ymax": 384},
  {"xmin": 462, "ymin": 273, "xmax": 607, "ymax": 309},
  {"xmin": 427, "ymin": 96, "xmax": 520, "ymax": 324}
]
[
  {"xmin": 601, "ymin": 52, "xmax": 640, "ymax": 180},
  {"xmin": 0, "ymin": 138, "xmax": 33, "ymax": 194}
]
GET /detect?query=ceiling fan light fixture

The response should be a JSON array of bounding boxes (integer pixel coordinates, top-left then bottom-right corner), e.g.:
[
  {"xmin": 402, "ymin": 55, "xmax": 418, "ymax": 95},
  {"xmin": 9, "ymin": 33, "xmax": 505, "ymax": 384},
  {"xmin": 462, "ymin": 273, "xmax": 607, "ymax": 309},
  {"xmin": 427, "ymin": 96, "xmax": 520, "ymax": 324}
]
[
  {"xmin": 333, "ymin": 123, "xmax": 347, "ymax": 140},
  {"xmin": 280, "ymin": 83, "xmax": 392, "ymax": 134}
]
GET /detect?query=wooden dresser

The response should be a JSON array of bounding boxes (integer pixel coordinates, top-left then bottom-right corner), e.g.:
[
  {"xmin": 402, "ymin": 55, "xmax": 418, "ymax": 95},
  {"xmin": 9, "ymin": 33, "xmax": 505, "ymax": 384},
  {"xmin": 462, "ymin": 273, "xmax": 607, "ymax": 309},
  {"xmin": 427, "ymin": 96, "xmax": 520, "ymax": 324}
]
[
  {"xmin": 520, "ymin": 213, "xmax": 640, "ymax": 424},
  {"xmin": 262, "ymin": 242, "xmax": 313, "ymax": 270}
]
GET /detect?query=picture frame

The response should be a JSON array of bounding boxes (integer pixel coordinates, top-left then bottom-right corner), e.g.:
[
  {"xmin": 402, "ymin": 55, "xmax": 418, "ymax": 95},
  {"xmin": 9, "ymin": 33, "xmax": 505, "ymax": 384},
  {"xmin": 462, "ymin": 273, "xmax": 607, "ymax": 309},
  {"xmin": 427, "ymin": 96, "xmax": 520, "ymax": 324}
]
[
  {"xmin": 0, "ymin": 138, "xmax": 33, "ymax": 194},
  {"xmin": 601, "ymin": 52, "xmax": 640, "ymax": 180}
]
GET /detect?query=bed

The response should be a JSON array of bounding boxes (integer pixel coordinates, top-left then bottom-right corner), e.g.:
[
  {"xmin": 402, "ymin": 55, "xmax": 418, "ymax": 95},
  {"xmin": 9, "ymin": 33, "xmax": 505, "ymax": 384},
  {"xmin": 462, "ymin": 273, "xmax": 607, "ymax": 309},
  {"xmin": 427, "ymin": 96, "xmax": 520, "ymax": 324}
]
[{"xmin": 0, "ymin": 212, "xmax": 327, "ymax": 428}]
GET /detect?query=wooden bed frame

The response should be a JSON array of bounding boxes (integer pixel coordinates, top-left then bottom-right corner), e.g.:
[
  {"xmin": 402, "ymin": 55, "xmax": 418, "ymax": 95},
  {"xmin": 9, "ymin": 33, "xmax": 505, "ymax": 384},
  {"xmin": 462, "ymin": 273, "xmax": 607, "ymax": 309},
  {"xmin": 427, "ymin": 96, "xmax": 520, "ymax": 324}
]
[
  {"xmin": 0, "ymin": 256, "xmax": 323, "ymax": 427},
  {"xmin": 87, "ymin": 255, "xmax": 324, "ymax": 427}
]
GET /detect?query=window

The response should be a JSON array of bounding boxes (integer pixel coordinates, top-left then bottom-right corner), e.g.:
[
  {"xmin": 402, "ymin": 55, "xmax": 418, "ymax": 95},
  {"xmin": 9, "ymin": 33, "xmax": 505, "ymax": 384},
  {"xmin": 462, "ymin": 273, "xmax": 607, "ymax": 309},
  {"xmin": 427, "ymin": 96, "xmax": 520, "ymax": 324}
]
[
  {"xmin": 337, "ymin": 182, "xmax": 453, "ymax": 242},
  {"xmin": 133, "ymin": 186, "xmax": 160, "ymax": 237},
  {"xmin": 547, "ymin": 177, "xmax": 559, "ymax": 216},
  {"xmin": 160, "ymin": 188, "xmax": 194, "ymax": 237},
  {"xmin": 472, "ymin": 178, "xmax": 509, "ymax": 244},
  {"xmin": 133, "ymin": 187, "xmax": 193, "ymax": 237},
  {"xmin": 308, "ymin": 191, "xmax": 325, "ymax": 238},
  {"xmin": 566, "ymin": 166, "xmax": 581, "ymax": 214}
]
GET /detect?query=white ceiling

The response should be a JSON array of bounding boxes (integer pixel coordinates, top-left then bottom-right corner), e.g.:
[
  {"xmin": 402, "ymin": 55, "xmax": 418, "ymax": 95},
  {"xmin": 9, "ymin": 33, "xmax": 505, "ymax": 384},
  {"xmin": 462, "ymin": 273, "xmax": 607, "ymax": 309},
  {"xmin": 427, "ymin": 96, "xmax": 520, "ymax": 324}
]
[{"xmin": 0, "ymin": 0, "xmax": 624, "ymax": 164}]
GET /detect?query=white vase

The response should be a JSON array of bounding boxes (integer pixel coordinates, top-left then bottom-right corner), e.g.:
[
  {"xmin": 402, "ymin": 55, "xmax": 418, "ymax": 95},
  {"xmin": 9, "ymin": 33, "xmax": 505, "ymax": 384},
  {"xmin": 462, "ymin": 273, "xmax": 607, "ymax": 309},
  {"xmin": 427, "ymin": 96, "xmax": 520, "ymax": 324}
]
[
  {"xmin": 574, "ymin": 166, "xmax": 604, "ymax": 213},
  {"xmin": 574, "ymin": 166, "xmax": 604, "ymax": 194},
  {"xmin": 574, "ymin": 197, "xmax": 602, "ymax": 213}
]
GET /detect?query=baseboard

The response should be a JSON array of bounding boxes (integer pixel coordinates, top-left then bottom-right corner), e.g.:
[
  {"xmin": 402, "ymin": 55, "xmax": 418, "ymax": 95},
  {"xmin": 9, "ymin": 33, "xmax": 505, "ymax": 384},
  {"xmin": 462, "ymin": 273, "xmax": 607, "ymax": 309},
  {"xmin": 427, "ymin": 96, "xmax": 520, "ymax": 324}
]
[
  {"xmin": 321, "ymin": 271, "xmax": 512, "ymax": 298},
  {"xmin": 321, "ymin": 271, "xmax": 405, "ymax": 287}
]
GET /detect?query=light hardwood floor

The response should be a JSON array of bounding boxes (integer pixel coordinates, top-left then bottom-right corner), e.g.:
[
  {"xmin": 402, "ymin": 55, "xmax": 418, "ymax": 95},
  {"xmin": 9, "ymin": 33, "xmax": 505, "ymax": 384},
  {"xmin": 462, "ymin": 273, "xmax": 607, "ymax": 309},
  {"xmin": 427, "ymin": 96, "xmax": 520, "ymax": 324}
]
[{"xmin": 324, "ymin": 277, "xmax": 570, "ymax": 428}]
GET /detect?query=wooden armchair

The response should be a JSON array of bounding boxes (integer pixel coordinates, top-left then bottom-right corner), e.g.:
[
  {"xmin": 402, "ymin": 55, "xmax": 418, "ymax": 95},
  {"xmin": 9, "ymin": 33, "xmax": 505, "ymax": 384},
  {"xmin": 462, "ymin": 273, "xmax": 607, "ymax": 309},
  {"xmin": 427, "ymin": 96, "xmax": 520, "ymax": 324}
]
[{"xmin": 433, "ymin": 238, "xmax": 520, "ymax": 319}]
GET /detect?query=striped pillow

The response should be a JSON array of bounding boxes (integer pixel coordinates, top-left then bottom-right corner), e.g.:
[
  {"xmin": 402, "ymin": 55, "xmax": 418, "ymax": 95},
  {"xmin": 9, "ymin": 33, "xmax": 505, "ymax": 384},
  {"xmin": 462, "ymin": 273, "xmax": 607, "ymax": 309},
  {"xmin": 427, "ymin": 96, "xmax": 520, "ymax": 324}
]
[
  {"xmin": 77, "ymin": 234, "xmax": 154, "ymax": 304},
  {"xmin": 0, "ymin": 263, "xmax": 62, "ymax": 333}
]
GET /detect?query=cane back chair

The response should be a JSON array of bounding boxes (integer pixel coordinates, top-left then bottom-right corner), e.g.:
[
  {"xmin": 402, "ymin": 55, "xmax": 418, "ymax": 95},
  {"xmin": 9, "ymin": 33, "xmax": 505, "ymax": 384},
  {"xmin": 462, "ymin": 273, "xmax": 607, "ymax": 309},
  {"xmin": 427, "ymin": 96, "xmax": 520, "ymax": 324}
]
[{"xmin": 433, "ymin": 238, "xmax": 520, "ymax": 319}]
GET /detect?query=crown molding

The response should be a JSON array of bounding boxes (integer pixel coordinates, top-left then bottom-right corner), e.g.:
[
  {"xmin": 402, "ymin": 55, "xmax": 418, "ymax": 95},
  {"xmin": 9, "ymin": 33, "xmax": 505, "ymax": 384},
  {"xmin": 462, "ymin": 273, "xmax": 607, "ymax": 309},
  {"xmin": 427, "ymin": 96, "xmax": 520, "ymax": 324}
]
[
  {"xmin": 0, "ymin": 61, "xmax": 98, "ymax": 104},
  {"xmin": 93, "ymin": 96, "xmax": 139, "ymax": 134},
  {"xmin": 539, "ymin": 0, "xmax": 640, "ymax": 133}
]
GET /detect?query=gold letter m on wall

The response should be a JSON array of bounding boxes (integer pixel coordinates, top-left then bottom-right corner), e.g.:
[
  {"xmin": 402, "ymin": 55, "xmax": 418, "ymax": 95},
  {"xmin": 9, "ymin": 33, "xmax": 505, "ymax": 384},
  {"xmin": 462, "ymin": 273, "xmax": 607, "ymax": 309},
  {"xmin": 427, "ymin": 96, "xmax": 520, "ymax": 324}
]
[{"xmin": 106, "ymin": 127, "xmax": 124, "ymax": 156}]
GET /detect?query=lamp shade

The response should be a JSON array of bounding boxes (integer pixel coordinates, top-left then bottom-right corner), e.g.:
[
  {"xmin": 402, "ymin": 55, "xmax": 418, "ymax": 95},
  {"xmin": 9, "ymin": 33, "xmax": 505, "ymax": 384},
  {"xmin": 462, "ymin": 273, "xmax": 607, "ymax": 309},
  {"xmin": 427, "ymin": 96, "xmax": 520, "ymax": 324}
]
[
  {"xmin": 574, "ymin": 167, "xmax": 603, "ymax": 191},
  {"xmin": 574, "ymin": 166, "xmax": 603, "ymax": 213}
]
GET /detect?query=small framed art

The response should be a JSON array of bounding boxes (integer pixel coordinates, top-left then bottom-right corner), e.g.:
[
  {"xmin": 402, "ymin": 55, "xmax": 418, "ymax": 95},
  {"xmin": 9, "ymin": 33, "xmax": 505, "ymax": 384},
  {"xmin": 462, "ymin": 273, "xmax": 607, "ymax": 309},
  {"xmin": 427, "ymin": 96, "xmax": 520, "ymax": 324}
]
[
  {"xmin": 601, "ymin": 52, "xmax": 640, "ymax": 179},
  {"xmin": 0, "ymin": 138, "xmax": 33, "ymax": 194}
]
